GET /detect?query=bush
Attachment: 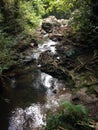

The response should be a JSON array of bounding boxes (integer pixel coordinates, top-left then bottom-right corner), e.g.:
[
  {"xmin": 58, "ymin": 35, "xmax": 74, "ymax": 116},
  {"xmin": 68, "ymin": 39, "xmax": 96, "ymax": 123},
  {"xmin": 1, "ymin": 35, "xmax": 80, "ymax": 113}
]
[
  {"xmin": 0, "ymin": 31, "xmax": 16, "ymax": 74},
  {"xmin": 46, "ymin": 101, "xmax": 90, "ymax": 130}
]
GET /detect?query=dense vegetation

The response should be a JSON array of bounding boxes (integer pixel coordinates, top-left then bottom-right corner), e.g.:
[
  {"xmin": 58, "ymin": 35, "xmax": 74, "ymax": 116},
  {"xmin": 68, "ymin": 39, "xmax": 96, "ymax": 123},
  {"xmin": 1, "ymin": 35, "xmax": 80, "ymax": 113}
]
[{"xmin": 0, "ymin": 0, "xmax": 45, "ymax": 74}]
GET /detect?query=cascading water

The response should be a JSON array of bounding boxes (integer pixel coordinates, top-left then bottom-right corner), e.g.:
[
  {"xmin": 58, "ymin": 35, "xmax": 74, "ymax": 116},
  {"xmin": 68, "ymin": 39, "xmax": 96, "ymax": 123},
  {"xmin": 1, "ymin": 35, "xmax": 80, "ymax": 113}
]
[
  {"xmin": 0, "ymin": 38, "xmax": 71, "ymax": 130},
  {"xmin": 33, "ymin": 38, "xmax": 58, "ymax": 59}
]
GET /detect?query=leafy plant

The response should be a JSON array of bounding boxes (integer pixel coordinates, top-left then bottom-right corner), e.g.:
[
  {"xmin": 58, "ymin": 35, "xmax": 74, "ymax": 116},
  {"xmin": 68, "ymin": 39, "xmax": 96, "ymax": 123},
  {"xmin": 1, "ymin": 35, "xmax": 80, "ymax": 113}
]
[
  {"xmin": 0, "ymin": 32, "xmax": 16, "ymax": 74},
  {"xmin": 18, "ymin": 0, "xmax": 45, "ymax": 33},
  {"xmin": 46, "ymin": 101, "xmax": 90, "ymax": 130}
]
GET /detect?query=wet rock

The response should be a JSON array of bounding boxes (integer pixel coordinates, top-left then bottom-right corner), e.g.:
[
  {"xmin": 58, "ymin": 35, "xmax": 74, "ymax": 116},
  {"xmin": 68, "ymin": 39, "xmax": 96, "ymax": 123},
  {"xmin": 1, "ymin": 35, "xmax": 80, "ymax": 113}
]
[
  {"xmin": 30, "ymin": 39, "xmax": 38, "ymax": 47},
  {"xmin": 30, "ymin": 43, "xmax": 36, "ymax": 48},
  {"xmin": 52, "ymin": 89, "xmax": 57, "ymax": 94}
]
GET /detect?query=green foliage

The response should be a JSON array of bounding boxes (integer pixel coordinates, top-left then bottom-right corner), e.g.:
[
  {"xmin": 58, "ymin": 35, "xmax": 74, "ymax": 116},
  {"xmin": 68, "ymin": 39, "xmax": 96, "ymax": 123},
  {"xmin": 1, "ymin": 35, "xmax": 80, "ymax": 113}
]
[
  {"xmin": 0, "ymin": 31, "xmax": 16, "ymax": 74},
  {"xmin": 42, "ymin": 0, "xmax": 69, "ymax": 18},
  {"xmin": 18, "ymin": 0, "xmax": 45, "ymax": 33},
  {"xmin": 0, "ymin": 0, "xmax": 45, "ymax": 33},
  {"xmin": 0, "ymin": 0, "xmax": 46, "ymax": 75},
  {"xmin": 46, "ymin": 101, "xmax": 90, "ymax": 130},
  {"xmin": 61, "ymin": 101, "xmax": 88, "ymax": 119},
  {"xmin": 0, "ymin": 12, "xmax": 3, "ymax": 22},
  {"xmin": 69, "ymin": 1, "xmax": 91, "ymax": 32}
]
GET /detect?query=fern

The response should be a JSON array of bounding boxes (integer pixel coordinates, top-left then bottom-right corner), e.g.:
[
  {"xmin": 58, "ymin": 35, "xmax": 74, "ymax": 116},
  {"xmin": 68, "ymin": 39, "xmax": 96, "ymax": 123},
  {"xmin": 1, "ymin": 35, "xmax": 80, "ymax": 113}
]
[{"xmin": 46, "ymin": 101, "xmax": 90, "ymax": 130}]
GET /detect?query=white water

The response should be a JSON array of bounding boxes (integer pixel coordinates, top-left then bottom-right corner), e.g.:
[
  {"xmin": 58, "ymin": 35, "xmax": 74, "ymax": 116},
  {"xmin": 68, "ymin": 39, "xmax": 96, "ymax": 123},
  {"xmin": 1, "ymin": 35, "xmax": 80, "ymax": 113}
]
[
  {"xmin": 8, "ymin": 104, "xmax": 45, "ymax": 130},
  {"xmin": 33, "ymin": 39, "xmax": 58, "ymax": 59},
  {"xmin": 8, "ymin": 71, "xmax": 70, "ymax": 130}
]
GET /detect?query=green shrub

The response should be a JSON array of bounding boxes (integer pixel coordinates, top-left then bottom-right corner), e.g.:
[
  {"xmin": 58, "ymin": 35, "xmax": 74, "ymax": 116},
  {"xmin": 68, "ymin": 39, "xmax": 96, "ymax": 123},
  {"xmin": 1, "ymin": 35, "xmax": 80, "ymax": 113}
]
[
  {"xmin": 46, "ymin": 101, "xmax": 90, "ymax": 130},
  {"xmin": 0, "ymin": 32, "xmax": 16, "ymax": 74}
]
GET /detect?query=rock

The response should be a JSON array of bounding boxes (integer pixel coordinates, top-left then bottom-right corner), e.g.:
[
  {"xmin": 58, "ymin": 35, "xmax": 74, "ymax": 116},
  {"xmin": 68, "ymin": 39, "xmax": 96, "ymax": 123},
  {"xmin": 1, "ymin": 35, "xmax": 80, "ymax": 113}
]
[
  {"xmin": 48, "ymin": 33, "xmax": 63, "ymax": 41},
  {"xmin": 42, "ymin": 22, "xmax": 53, "ymax": 33},
  {"xmin": 93, "ymin": 85, "xmax": 98, "ymax": 93},
  {"xmin": 30, "ymin": 39, "xmax": 38, "ymax": 47},
  {"xmin": 73, "ymin": 88, "xmax": 98, "ymax": 104},
  {"xmin": 52, "ymin": 89, "xmax": 57, "ymax": 94},
  {"xmin": 42, "ymin": 16, "xmax": 60, "ymax": 26},
  {"xmin": 37, "ymin": 64, "xmax": 41, "ymax": 68},
  {"xmin": 42, "ymin": 16, "xmax": 61, "ymax": 33},
  {"xmin": 42, "ymin": 16, "xmax": 72, "ymax": 41},
  {"xmin": 58, "ymin": 19, "xmax": 69, "ymax": 26},
  {"xmin": 41, "ymin": 29, "xmax": 47, "ymax": 35},
  {"xmin": 30, "ymin": 43, "xmax": 35, "ymax": 48},
  {"xmin": 95, "ymin": 122, "xmax": 98, "ymax": 130},
  {"xmin": 72, "ymin": 96, "xmax": 80, "ymax": 103},
  {"xmin": 58, "ymin": 93, "xmax": 72, "ymax": 102},
  {"xmin": 23, "ymin": 55, "xmax": 34, "ymax": 64}
]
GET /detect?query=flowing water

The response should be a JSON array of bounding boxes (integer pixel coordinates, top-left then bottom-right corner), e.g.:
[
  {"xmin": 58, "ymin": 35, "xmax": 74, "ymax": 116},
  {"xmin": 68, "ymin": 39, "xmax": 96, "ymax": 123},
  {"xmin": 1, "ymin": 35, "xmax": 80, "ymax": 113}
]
[
  {"xmin": 0, "ymin": 39, "xmax": 71, "ymax": 130},
  {"xmin": 33, "ymin": 38, "xmax": 58, "ymax": 59}
]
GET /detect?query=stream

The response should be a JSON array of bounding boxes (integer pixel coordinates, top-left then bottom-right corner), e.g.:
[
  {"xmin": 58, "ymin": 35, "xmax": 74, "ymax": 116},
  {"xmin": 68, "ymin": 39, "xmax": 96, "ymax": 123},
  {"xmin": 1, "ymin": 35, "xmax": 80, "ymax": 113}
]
[{"xmin": 0, "ymin": 38, "xmax": 71, "ymax": 130}]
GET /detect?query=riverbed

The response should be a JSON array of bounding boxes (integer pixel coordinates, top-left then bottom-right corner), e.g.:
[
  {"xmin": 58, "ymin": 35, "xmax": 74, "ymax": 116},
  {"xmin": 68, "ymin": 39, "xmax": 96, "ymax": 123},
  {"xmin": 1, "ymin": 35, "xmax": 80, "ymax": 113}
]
[{"xmin": 0, "ymin": 38, "xmax": 72, "ymax": 130}]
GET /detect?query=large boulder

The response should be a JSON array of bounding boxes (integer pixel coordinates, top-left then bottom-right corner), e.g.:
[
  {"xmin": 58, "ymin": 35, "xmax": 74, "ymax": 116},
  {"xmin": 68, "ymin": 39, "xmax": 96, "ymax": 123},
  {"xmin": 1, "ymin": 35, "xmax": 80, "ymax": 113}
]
[
  {"xmin": 42, "ymin": 16, "xmax": 61, "ymax": 33},
  {"xmin": 42, "ymin": 16, "xmax": 72, "ymax": 41},
  {"xmin": 42, "ymin": 22, "xmax": 53, "ymax": 33}
]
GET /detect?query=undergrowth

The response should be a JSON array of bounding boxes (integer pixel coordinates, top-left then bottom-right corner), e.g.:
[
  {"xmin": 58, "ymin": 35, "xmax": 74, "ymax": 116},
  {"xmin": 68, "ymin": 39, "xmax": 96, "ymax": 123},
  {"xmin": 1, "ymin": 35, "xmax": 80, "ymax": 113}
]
[{"xmin": 46, "ymin": 101, "xmax": 91, "ymax": 130}]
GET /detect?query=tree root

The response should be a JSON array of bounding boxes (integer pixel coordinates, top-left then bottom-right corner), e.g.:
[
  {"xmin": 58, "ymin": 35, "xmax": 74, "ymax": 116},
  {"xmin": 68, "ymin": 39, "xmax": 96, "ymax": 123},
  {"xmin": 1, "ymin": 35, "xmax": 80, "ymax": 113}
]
[{"xmin": 74, "ymin": 49, "xmax": 98, "ymax": 73}]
